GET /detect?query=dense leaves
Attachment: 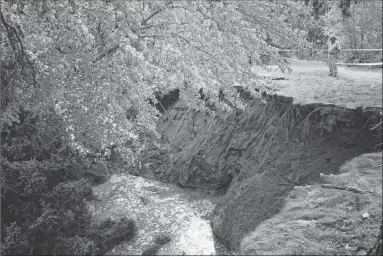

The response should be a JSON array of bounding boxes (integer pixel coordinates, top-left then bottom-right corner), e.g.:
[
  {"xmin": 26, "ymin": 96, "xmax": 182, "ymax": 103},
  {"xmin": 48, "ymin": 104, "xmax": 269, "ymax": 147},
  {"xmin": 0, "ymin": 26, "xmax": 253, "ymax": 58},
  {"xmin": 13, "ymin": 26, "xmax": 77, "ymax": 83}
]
[
  {"xmin": 1, "ymin": 1, "xmax": 381, "ymax": 255},
  {"xmin": 0, "ymin": 2, "xmax": 316, "ymax": 254},
  {"xmin": 1, "ymin": 110, "xmax": 136, "ymax": 255},
  {"xmin": 325, "ymin": 0, "xmax": 382, "ymax": 47},
  {"xmin": 324, "ymin": 0, "xmax": 382, "ymax": 62},
  {"xmin": 294, "ymin": 0, "xmax": 382, "ymax": 62},
  {"xmin": 1, "ymin": 1, "xmax": 380, "ymax": 162},
  {"xmin": 87, "ymin": 217, "xmax": 137, "ymax": 255},
  {"xmin": 1, "ymin": 0, "xmax": 314, "ymax": 163}
]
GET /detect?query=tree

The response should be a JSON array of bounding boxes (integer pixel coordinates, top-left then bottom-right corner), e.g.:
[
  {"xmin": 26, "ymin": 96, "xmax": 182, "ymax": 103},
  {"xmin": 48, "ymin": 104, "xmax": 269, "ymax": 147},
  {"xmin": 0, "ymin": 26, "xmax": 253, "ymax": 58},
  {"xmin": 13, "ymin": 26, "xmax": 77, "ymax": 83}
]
[
  {"xmin": 1, "ymin": 0, "xmax": 314, "ymax": 164},
  {"xmin": 324, "ymin": 0, "xmax": 382, "ymax": 62},
  {"xmin": 1, "ymin": 109, "xmax": 137, "ymax": 255}
]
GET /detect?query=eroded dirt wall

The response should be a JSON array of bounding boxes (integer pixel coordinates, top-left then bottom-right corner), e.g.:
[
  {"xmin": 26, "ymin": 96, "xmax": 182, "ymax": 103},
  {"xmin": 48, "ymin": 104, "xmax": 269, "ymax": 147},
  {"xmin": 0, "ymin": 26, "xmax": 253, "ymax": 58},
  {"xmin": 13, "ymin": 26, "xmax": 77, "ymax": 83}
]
[{"xmin": 130, "ymin": 93, "xmax": 382, "ymax": 251}]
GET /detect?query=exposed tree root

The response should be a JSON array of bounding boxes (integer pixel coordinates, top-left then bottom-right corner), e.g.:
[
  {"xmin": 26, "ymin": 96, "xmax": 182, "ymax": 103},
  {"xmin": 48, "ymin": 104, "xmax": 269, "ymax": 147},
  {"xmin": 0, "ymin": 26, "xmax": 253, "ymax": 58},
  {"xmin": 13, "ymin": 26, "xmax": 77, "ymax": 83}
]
[
  {"xmin": 299, "ymin": 107, "xmax": 324, "ymax": 127},
  {"xmin": 255, "ymin": 134, "xmax": 274, "ymax": 174},
  {"xmin": 170, "ymin": 106, "xmax": 190, "ymax": 143},
  {"xmin": 370, "ymin": 120, "xmax": 382, "ymax": 131},
  {"xmin": 320, "ymin": 184, "xmax": 373, "ymax": 194}
]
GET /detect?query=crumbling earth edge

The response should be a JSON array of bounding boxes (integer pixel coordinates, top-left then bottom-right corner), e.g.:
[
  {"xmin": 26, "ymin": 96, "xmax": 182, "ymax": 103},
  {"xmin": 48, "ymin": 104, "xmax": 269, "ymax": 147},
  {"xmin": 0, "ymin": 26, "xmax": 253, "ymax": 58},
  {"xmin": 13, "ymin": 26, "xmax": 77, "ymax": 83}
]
[{"xmin": 127, "ymin": 92, "xmax": 382, "ymax": 252}]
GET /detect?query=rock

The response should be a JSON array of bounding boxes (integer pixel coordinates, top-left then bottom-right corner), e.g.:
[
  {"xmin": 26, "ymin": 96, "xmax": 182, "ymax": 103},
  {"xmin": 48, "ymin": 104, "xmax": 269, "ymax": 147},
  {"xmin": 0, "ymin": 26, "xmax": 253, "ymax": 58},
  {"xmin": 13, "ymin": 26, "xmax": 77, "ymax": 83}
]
[{"xmin": 362, "ymin": 212, "xmax": 370, "ymax": 220}]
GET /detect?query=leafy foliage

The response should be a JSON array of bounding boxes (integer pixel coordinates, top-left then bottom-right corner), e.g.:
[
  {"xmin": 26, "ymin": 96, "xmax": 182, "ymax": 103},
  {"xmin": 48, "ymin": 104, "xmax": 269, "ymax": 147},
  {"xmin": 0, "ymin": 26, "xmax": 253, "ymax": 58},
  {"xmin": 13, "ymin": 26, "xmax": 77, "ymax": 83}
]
[
  {"xmin": 296, "ymin": 0, "xmax": 382, "ymax": 62},
  {"xmin": 141, "ymin": 234, "xmax": 172, "ymax": 256},
  {"xmin": 1, "ymin": 222, "xmax": 29, "ymax": 255},
  {"xmin": 324, "ymin": 0, "xmax": 382, "ymax": 62},
  {"xmin": 1, "ymin": 0, "xmax": 314, "ymax": 163},
  {"xmin": 302, "ymin": 0, "xmax": 363, "ymax": 20},
  {"xmin": 87, "ymin": 217, "xmax": 137, "ymax": 255},
  {"xmin": 52, "ymin": 236, "xmax": 96, "ymax": 256},
  {"xmin": 1, "ymin": 110, "xmax": 136, "ymax": 255}
]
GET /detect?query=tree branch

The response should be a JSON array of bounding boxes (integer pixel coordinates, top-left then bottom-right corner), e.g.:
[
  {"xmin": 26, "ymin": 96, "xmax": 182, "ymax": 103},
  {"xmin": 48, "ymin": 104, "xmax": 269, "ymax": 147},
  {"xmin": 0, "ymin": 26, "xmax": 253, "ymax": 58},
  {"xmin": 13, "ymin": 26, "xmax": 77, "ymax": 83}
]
[
  {"xmin": 140, "ymin": 22, "xmax": 189, "ymax": 31},
  {"xmin": 93, "ymin": 44, "xmax": 119, "ymax": 63},
  {"xmin": 141, "ymin": 9, "xmax": 163, "ymax": 26},
  {"xmin": 1, "ymin": 8, "xmax": 19, "ymax": 64},
  {"xmin": 138, "ymin": 34, "xmax": 167, "ymax": 39},
  {"xmin": 171, "ymin": 32, "xmax": 226, "ymax": 69},
  {"xmin": 234, "ymin": 6, "xmax": 295, "ymax": 46},
  {"xmin": 0, "ymin": 6, "xmax": 37, "ymax": 86},
  {"xmin": 55, "ymin": 46, "xmax": 69, "ymax": 54},
  {"xmin": 141, "ymin": 1, "xmax": 172, "ymax": 26}
]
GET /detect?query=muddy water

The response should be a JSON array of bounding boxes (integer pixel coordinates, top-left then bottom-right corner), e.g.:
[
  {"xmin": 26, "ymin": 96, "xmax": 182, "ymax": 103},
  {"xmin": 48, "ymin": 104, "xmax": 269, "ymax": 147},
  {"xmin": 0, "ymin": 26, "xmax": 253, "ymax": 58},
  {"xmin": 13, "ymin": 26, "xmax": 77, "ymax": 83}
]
[{"xmin": 87, "ymin": 174, "xmax": 230, "ymax": 255}]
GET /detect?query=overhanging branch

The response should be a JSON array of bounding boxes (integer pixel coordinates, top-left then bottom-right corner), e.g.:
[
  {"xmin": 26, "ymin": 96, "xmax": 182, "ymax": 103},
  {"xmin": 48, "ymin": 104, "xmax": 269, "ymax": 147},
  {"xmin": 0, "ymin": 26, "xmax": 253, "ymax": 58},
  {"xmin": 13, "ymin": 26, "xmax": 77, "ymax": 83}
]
[
  {"xmin": 93, "ymin": 44, "xmax": 120, "ymax": 63},
  {"xmin": 171, "ymin": 32, "xmax": 226, "ymax": 69},
  {"xmin": 0, "ymin": 6, "xmax": 37, "ymax": 86},
  {"xmin": 141, "ymin": 1, "xmax": 173, "ymax": 26},
  {"xmin": 234, "ymin": 6, "xmax": 295, "ymax": 47}
]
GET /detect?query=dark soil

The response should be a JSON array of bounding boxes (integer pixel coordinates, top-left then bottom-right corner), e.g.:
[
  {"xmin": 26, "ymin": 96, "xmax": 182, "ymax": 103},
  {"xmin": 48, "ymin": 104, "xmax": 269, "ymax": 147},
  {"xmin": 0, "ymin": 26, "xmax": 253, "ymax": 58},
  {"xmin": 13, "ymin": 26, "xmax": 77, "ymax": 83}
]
[{"xmin": 127, "ymin": 91, "xmax": 382, "ymax": 252}]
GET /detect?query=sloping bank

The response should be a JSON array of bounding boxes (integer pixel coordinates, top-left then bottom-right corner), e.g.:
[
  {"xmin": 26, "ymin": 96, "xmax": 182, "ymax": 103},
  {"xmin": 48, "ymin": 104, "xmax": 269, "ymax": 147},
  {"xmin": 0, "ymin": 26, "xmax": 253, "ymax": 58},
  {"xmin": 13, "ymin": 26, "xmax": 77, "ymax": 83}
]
[{"xmin": 129, "ymin": 91, "xmax": 382, "ymax": 253}]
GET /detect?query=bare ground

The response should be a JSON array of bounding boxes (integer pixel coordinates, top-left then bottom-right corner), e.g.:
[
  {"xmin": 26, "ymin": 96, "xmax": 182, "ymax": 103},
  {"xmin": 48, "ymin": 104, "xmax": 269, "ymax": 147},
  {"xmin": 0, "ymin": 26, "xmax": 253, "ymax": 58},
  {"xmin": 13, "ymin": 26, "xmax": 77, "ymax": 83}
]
[
  {"xmin": 240, "ymin": 152, "xmax": 382, "ymax": 255},
  {"xmin": 252, "ymin": 59, "xmax": 382, "ymax": 108}
]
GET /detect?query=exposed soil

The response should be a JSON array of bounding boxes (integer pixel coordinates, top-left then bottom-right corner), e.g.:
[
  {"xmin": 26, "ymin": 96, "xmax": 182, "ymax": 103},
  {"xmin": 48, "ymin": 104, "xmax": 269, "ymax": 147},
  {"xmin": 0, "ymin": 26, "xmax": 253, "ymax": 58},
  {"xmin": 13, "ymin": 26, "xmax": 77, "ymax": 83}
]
[
  {"xmin": 240, "ymin": 152, "xmax": 382, "ymax": 255},
  {"xmin": 126, "ymin": 88, "xmax": 382, "ymax": 252}
]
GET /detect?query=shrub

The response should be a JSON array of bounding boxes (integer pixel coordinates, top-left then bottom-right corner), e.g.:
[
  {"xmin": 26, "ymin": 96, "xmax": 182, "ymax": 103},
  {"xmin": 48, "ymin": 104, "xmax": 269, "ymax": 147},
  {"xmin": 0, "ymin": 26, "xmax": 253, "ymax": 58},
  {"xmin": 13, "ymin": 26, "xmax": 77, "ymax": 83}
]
[
  {"xmin": 154, "ymin": 235, "xmax": 172, "ymax": 245},
  {"xmin": 141, "ymin": 245, "xmax": 161, "ymax": 256},
  {"xmin": 1, "ymin": 223, "xmax": 29, "ymax": 256},
  {"xmin": 1, "ymin": 110, "xmax": 136, "ymax": 255},
  {"xmin": 53, "ymin": 236, "xmax": 97, "ymax": 256},
  {"xmin": 141, "ymin": 234, "xmax": 172, "ymax": 256},
  {"xmin": 87, "ymin": 217, "xmax": 137, "ymax": 255}
]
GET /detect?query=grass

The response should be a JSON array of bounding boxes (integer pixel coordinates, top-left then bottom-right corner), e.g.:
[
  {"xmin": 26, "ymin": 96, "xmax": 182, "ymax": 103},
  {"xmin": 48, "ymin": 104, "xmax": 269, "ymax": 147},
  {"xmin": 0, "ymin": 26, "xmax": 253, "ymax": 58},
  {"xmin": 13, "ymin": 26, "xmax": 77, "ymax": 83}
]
[
  {"xmin": 240, "ymin": 152, "xmax": 382, "ymax": 255},
  {"xmin": 252, "ymin": 59, "xmax": 382, "ymax": 108}
]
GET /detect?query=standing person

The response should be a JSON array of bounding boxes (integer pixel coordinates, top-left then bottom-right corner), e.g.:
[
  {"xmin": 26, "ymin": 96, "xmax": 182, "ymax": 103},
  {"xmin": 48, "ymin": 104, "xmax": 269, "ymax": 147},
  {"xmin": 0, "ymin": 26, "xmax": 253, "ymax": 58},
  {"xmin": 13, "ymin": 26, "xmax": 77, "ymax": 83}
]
[{"xmin": 328, "ymin": 35, "xmax": 341, "ymax": 77}]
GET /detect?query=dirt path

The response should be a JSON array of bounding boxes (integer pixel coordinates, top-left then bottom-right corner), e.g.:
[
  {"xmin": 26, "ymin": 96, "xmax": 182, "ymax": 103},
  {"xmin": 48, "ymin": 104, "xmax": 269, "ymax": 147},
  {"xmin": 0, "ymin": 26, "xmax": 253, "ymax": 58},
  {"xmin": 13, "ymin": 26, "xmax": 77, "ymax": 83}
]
[
  {"xmin": 252, "ymin": 59, "xmax": 382, "ymax": 108},
  {"xmin": 88, "ymin": 174, "xmax": 230, "ymax": 255}
]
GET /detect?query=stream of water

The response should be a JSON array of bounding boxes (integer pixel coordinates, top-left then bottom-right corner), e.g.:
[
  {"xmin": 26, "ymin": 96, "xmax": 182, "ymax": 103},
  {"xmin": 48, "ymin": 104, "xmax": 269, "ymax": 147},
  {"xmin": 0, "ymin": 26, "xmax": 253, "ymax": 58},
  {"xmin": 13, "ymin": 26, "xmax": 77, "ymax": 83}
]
[{"xmin": 87, "ymin": 173, "xmax": 230, "ymax": 255}]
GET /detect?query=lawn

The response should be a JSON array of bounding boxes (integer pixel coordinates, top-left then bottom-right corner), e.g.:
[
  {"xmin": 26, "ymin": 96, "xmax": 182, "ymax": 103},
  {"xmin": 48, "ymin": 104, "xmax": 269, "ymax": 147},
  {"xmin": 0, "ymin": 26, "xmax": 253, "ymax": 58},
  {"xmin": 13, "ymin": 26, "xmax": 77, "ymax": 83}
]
[{"xmin": 252, "ymin": 59, "xmax": 382, "ymax": 109}]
